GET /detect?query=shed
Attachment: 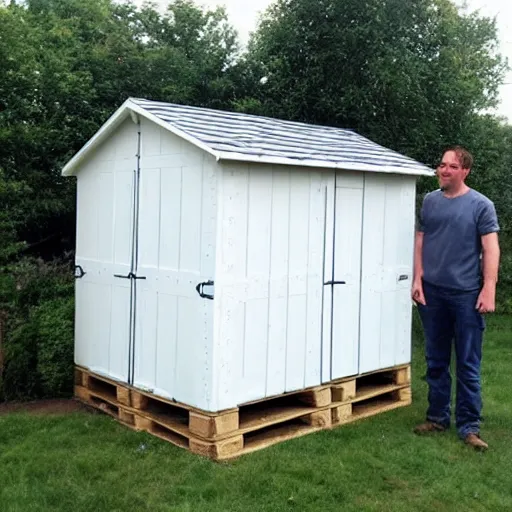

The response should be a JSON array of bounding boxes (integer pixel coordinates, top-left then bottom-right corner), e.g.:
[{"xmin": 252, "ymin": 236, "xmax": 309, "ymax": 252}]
[{"xmin": 63, "ymin": 98, "xmax": 433, "ymax": 430}]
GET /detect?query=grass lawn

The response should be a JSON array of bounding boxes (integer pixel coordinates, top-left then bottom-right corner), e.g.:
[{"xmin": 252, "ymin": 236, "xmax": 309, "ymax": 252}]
[{"xmin": 1, "ymin": 314, "xmax": 511, "ymax": 512}]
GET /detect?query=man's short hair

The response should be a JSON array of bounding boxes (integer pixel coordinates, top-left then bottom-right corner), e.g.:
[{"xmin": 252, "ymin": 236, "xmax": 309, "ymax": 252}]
[{"xmin": 443, "ymin": 145, "xmax": 473, "ymax": 170}]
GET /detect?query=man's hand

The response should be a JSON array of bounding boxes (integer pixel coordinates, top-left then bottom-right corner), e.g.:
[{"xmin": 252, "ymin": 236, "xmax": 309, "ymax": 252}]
[
  {"xmin": 412, "ymin": 279, "xmax": 426, "ymax": 306},
  {"xmin": 476, "ymin": 285, "xmax": 496, "ymax": 314}
]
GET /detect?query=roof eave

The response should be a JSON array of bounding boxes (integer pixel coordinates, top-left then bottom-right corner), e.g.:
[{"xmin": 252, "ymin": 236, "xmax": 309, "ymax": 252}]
[{"xmin": 215, "ymin": 151, "xmax": 435, "ymax": 177}]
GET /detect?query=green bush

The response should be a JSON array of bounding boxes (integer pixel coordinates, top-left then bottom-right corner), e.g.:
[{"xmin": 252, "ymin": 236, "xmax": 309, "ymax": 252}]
[
  {"xmin": 35, "ymin": 296, "xmax": 75, "ymax": 397},
  {"xmin": 0, "ymin": 257, "xmax": 74, "ymax": 401}
]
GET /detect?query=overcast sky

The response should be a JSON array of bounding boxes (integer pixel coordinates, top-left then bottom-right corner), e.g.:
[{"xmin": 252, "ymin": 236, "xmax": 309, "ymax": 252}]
[{"xmin": 134, "ymin": 0, "xmax": 512, "ymax": 121}]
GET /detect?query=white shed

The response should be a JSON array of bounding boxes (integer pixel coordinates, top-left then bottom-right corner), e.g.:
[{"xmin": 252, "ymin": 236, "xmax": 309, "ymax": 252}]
[{"xmin": 63, "ymin": 98, "xmax": 433, "ymax": 415}]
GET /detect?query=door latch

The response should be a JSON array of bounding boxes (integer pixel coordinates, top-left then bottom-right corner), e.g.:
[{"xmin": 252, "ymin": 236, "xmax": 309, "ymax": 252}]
[
  {"xmin": 324, "ymin": 280, "xmax": 346, "ymax": 285},
  {"xmin": 196, "ymin": 280, "xmax": 214, "ymax": 300},
  {"xmin": 74, "ymin": 265, "xmax": 86, "ymax": 279}
]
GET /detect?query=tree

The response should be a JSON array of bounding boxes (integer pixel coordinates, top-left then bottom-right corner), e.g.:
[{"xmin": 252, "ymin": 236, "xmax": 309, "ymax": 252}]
[
  {"xmin": 0, "ymin": 0, "xmax": 239, "ymax": 255},
  {"xmin": 238, "ymin": 0, "xmax": 507, "ymax": 168}
]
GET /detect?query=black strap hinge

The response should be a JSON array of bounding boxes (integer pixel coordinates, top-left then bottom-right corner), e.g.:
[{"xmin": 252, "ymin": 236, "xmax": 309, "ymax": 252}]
[
  {"xmin": 324, "ymin": 280, "xmax": 346, "ymax": 285},
  {"xmin": 196, "ymin": 280, "xmax": 214, "ymax": 300}
]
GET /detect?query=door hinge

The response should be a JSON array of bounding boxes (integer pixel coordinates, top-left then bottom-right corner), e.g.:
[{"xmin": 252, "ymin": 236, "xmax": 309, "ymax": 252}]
[{"xmin": 196, "ymin": 280, "xmax": 214, "ymax": 300}]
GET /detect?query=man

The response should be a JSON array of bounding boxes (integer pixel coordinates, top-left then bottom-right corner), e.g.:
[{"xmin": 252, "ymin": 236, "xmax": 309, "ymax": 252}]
[{"xmin": 412, "ymin": 145, "xmax": 500, "ymax": 451}]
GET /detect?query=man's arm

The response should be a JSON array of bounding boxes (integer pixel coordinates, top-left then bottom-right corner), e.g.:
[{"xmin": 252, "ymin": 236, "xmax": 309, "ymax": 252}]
[
  {"xmin": 413, "ymin": 231, "xmax": 424, "ymax": 282},
  {"xmin": 477, "ymin": 232, "xmax": 500, "ymax": 313},
  {"xmin": 412, "ymin": 231, "xmax": 426, "ymax": 305}
]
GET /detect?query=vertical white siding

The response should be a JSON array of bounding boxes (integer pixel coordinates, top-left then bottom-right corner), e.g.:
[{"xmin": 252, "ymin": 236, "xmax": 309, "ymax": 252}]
[
  {"xmin": 330, "ymin": 172, "xmax": 364, "ymax": 380},
  {"xmin": 74, "ymin": 117, "xmax": 137, "ymax": 382},
  {"xmin": 359, "ymin": 174, "xmax": 416, "ymax": 374},
  {"xmin": 133, "ymin": 119, "xmax": 216, "ymax": 411},
  {"xmin": 213, "ymin": 164, "xmax": 325, "ymax": 410},
  {"xmin": 321, "ymin": 173, "xmax": 335, "ymax": 383}
]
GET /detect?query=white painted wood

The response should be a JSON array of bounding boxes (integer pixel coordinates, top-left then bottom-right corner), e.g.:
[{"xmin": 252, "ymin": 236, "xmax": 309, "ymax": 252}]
[
  {"xmin": 241, "ymin": 164, "xmax": 272, "ymax": 402},
  {"xmin": 212, "ymin": 163, "xmax": 249, "ymax": 410},
  {"xmin": 285, "ymin": 171, "xmax": 311, "ymax": 392},
  {"xmin": 72, "ymin": 112, "xmax": 419, "ymax": 414},
  {"xmin": 359, "ymin": 174, "xmax": 415, "ymax": 374},
  {"xmin": 212, "ymin": 163, "xmax": 327, "ymax": 409},
  {"xmin": 74, "ymin": 118, "xmax": 137, "ymax": 382},
  {"xmin": 330, "ymin": 175, "xmax": 364, "ymax": 379},
  {"xmin": 304, "ymin": 172, "xmax": 325, "ymax": 388},
  {"xmin": 321, "ymin": 172, "xmax": 335, "ymax": 383},
  {"xmin": 394, "ymin": 178, "xmax": 416, "ymax": 365},
  {"xmin": 265, "ymin": 168, "xmax": 291, "ymax": 397},
  {"xmin": 133, "ymin": 121, "xmax": 217, "ymax": 410}
]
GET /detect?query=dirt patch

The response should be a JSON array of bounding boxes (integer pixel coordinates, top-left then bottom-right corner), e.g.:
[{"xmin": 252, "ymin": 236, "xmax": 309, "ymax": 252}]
[{"xmin": 0, "ymin": 398, "xmax": 91, "ymax": 416}]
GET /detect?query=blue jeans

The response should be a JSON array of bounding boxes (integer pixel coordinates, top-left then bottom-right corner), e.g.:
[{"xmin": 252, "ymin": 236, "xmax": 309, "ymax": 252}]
[{"xmin": 417, "ymin": 280, "xmax": 485, "ymax": 438}]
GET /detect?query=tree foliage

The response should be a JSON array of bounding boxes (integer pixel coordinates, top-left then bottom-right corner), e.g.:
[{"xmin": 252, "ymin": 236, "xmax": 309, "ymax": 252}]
[
  {"xmin": 238, "ymin": 0, "xmax": 506, "ymax": 167},
  {"xmin": 0, "ymin": 0, "xmax": 239, "ymax": 256}
]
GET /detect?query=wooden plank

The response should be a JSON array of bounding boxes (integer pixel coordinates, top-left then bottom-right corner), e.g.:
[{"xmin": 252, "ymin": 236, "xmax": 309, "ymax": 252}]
[
  {"xmin": 304, "ymin": 171, "xmax": 324, "ymax": 388},
  {"xmin": 229, "ymin": 424, "xmax": 321, "ymax": 460},
  {"xmin": 266, "ymin": 168, "xmax": 291, "ymax": 397},
  {"xmin": 350, "ymin": 384, "xmax": 408, "ymax": 404},
  {"xmin": 359, "ymin": 175, "xmax": 386, "ymax": 375},
  {"xmin": 331, "ymin": 185, "xmax": 364, "ymax": 379},
  {"xmin": 285, "ymin": 170, "xmax": 310, "ymax": 392},
  {"xmin": 190, "ymin": 435, "xmax": 244, "ymax": 460},
  {"xmin": 239, "ymin": 405, "xmax": 317, "ymax": 432},
  {"xmin": 331, "ymin": 380, "xmax": 356, "ymax": 402},
  {"xmin": 321, "ymin": 172, "xmax": 335, "ymax": 383},
  {"xmin": 189, "ymin": 410, "xmax": 239, "ymax": 438},
  {"xmin": 242, "ymin": 165, "xmax": 272, "ymax": 403}
]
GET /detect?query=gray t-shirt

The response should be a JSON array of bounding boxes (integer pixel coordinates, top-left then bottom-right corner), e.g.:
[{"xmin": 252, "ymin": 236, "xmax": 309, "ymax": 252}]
[{"xmin": 417, "ymin": 188, "xmax": 499, "ymax": 291}]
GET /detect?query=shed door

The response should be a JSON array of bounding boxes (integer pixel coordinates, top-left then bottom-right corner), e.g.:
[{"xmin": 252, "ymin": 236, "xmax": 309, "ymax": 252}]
[
  {"xmin": 132, "ymin": 160, "xmax": 210, "ymax": 404},
  {"xmin": 322, "ymin": 172, "xmax": 364, "ymax": 382},
  {"xmin": 74, "ymin": 165, "xmax": 135, "ymax": 383},
  {"xmin": 358, "ymin": 174, "xmax": 415, "ymax": 374}
]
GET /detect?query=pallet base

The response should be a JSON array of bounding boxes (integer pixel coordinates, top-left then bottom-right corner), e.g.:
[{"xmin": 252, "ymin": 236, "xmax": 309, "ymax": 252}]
[{"xmin": 74, "ymin": 364, "xmax": 412, "ymax": 460}]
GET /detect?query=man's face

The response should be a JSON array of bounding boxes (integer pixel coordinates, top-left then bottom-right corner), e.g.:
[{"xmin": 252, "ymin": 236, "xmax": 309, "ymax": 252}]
[{"xmin": 437, "ymin": 150, "xmax": 469, "ymax": 191}]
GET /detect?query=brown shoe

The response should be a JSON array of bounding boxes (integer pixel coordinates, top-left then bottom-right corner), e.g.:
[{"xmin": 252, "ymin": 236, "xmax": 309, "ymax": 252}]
[
  {"xmin": 464, "ymin": 433, "xmax": 488, "ymax": 451},
  {"xmin": 413, "ymin": 421, "xmax": 447, "ymax": 434}
]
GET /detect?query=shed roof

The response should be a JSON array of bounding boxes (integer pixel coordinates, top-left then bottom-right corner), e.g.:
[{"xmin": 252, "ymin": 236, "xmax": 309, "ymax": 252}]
[{"xmin": 62, "ymin": 97, "xmax": 434, "ymax": 177}]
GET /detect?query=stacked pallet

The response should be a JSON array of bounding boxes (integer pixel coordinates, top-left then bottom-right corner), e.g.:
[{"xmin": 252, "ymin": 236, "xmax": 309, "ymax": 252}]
[{"xmin": 74, "ymin": 364, "xmax": 411, "ymax": 461}]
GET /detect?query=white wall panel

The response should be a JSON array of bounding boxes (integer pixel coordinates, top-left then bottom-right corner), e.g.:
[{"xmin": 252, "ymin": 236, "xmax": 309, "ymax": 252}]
[
  {"xmin": 304, "ymin": 172, "xmax": 325, "ymax": 387},
  {"xmin": 321, "ymin": 173, "xmax": 335, "ymax": 383},
  {"xmin": 74, "ymin": 118, "xmax": 137, "ymax": 382},
  {"xmin": 265, "ymin": 169, "xmax": 291, "ymax": 397},
  {"xmin": 285, "ymin": 172, "xmax": 311, "ymax": 392},
  {"xmin": 331, "ymin": 179, "xmax": 364, "ymax": 379},
  {"xmin": 133, "ymin": 120, "xmax": 216, "ymax": 410},
  {"xmin": 214, "ymin": 164, "xmax": 326, "ymax": 410},
  {"xmin": 359, "ymin": 174, "xmax": 415, "ymax": 374},
  {"xmin": 242, "ymin": 165, "xmax": 272, "ymax": 401}
]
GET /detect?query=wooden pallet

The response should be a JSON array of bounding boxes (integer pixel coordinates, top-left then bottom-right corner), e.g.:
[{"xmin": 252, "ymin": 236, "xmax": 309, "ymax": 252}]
[{"xmin": 74, "ymin": 364, "xmax": 411, "ymax": 460}]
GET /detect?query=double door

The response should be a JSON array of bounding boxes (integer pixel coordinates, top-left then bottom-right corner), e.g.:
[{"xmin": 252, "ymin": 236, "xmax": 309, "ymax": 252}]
[{"xmin": 322, "ymin": 172, "xmax": 415, "ymax": 382}]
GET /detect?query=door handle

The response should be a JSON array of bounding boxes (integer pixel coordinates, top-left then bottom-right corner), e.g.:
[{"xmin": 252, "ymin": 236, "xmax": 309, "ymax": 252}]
[
  {"xmin": 74, "ymin": 265, "xmax": 86, "ymax": 279},
  {"xmin": 114, "ymin": 272, "xmax": 146, "ymax": 280},
  {"xmin": 196, "ymin": 280, "xmax": 214, "ymax": 300},
  {"xmin": 324, "ymin": 280, "xmax": 346, "ymax": 285}
]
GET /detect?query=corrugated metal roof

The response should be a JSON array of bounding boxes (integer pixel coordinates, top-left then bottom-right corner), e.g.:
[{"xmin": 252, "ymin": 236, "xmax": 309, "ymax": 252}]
[{"xmin": 62, "ymin": 97, "xmax": 434, "ymax": 176}]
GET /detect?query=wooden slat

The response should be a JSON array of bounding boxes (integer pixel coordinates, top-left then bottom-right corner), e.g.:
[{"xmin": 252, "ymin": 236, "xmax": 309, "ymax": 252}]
[{"xmin": 351, "ymin": 384, "xmax": 408, "ymax": 404}]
